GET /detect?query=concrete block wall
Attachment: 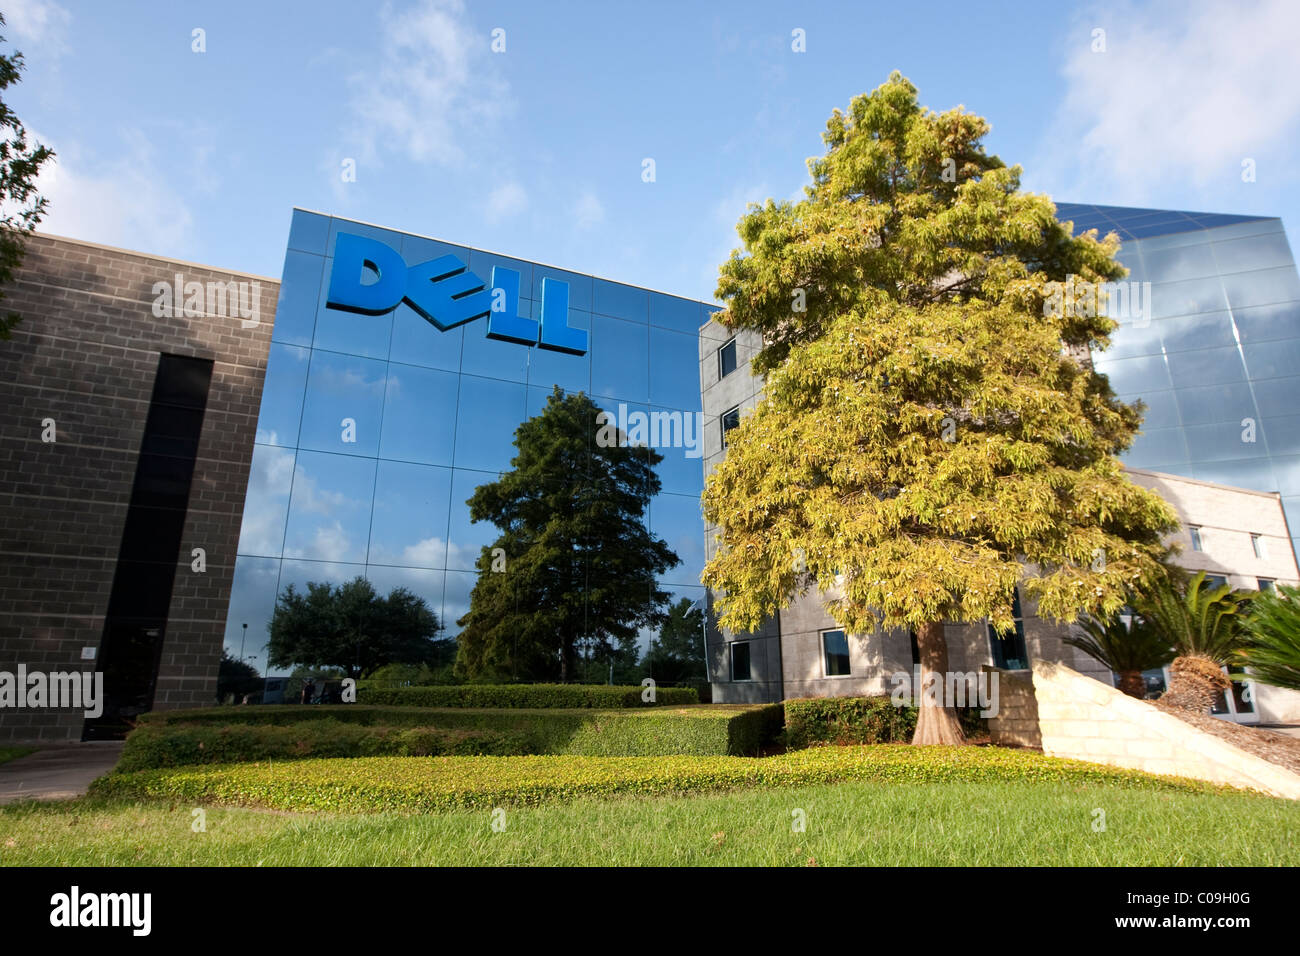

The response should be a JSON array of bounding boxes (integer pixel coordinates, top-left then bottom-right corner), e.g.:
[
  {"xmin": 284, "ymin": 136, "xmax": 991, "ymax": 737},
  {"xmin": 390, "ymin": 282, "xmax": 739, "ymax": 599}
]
[
  {"xmin": 1029, "ymin": 661, "xmax": 1300, "ymax": 799},
  {"xmin": 0, "ymin": 233, "xmax": 277, "ymax": 741}
]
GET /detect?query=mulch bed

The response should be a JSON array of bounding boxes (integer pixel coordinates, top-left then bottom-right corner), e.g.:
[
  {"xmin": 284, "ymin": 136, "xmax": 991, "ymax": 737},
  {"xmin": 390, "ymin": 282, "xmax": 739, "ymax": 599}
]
[{"xmin": 1152, "ymin": 701, "xmax": 1300, "ymax": 777}]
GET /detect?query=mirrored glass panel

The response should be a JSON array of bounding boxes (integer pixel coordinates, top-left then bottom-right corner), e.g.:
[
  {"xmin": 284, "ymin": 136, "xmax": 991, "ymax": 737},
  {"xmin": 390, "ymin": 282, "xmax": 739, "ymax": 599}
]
[
  {"xmin": 236, "ymin": 444, "xmax": 296, "ymax": 558},
  {"xmin": 591, "ymin": 315, "xmax": 649, "ymax": 401},
  {"xmin": 379, "ymin": 363, "xmax": 459, "ymax": 466},
  {"xmin": 281, "ymin": 450, "xmax": 376, "ymax": 564},
  {"xmin": 648, "ymin": 326, "xmax": 702, "ymax": 409},
  {"xmin": 271, "ymin": 251, "xmax": 324, "ymax": 347},
  {"xmin": 368, "ymin": 459, "xmax": 453, "ymax": 569},
  {"xmin": 255, "ymin": 343, "xmax": 310, "ymax": 446},
  {"xmin": 651, "ymin": 492, "xmax": 705, "ymax": 587},
  {"xmin": 453, "ymin": 376, "xmax": 527, "ymax": 473},
  {"xmin": 223, "ymin": 556, "xmax": 282, "ymax": 659},
  {"xmin": 297, "ymin": 351, "xmax": 387, "ymax": 458},
  {"xmin": 594, "ymin": 278, "xmax": 648, "ymax": 322},
  {"xmin": 388, "ymin": 301, "xmax": 465, "ymax": 373}
]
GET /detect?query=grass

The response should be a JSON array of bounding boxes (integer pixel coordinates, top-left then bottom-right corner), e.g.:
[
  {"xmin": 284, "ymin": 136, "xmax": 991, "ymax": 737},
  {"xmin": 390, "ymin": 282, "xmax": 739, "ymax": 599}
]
[
  {"xmin": 2, "ymin": 778, "xmax": 1296, "ymax": 866},
  {"xmin": 0, "ymin": 747, "xmax": 33, "ymax": 767}
]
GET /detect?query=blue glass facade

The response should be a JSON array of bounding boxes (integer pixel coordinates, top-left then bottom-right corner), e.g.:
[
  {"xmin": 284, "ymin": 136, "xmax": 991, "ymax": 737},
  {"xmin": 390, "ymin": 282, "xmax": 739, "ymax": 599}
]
[
  {"xmin": 223, "ymin": 210, "xmax": 712, "ymax": 669},
  {"xmin": 1057, "ymin": 203, "xmax": 1300, "ymax": 557}
]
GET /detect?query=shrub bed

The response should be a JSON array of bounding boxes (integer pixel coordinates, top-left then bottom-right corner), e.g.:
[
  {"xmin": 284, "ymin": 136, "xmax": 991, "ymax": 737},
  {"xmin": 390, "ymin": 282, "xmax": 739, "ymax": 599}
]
[
  {"xmin": 783, "ymin": 696, "xmax": 987, "ymax": 748},
  {"xmin": 118, "ymin": 705, "xmax": 781, "ymax": 769},
  {"xmin": 90, "ymin": 745, "xmax": 1219, "ymax": 813},
  {"xmin": 358, "ymin": 684, "xmax": 697, "ymax": 708}
]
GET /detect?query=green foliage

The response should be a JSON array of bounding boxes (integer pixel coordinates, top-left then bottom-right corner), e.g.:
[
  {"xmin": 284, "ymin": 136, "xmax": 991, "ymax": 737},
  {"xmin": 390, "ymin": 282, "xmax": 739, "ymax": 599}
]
[
  {"xmin": 0, "ymin": 16, "xmax": 53, "ymax": 340},
  {"xmin": 1135, "ymin": 570, "xmax": 1250, "ymax": 665},
  {"xmin": 644, "ymin": 597, "xmax": 707, "ymax": 685},
  {"xmin": 1064, "ymin": 610, "xmax": 1175, "ymax": 674},
  {"xmin": 781, "ymin": 695, "xmax": 988, "ymax": 748},
  {"xmin": 0, "ymin": 746, "xmax": 32, "ymax": 767},
  {"xmin": 118, "ymin": 704, "xmax": 780, "ymax": 768},
  {"xmin": 359, "ymin": 683, "xmax": 697, "ymax": 708},
  {"xmin": 115, "ymin": 720, "xmax": 529, "ymax": 772},
  {"xmin": 1239, "ymin": 584, "xmax": 1300, "ymax": 692},
  {"xmin": 216, "ymin": 650, "xmax": 262, "ymax": 703},
  {"xmin": 269, "ymin": 576, "xmax": 442, "ymax": 678},
  {"xmin": 455, "ymin": 388, "xmax": 679, "ymax": 682},
  {"xmin": 702, "ymin": 71, "xmax": 1179, "ymax": 642},
  {"xmin": 784, "ymin": 696, "xmax": 917, "ymax": 748},
  {"xmin": 90, "ymin": 745, "xmax": 1221, "ymax": 813}
]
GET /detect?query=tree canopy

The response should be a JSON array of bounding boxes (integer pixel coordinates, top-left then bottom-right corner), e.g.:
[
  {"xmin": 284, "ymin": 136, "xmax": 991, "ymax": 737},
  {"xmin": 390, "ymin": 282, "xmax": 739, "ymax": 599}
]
[
  {"xmin": 268, "ymin": 576, "xmax": 444, "ymax": 678},
  {"xmin": 0, "ymin": 15, "xmax": 54, "ymax": 339},
  {"xmin": 702, "ymin": 73, "xmax": 1180, "ymax": 743},
  {"xmin": 456, "ymin": 387, "xmax": 679, "ymax": 682}
]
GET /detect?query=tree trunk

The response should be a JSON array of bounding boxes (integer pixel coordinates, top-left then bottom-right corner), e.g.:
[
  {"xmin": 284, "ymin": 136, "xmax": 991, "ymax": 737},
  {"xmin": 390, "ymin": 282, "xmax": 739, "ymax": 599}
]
[
  {"xmin": 911, "ymin": 620, "xmax": 966, "ymax": 746},
  {"xmin": 1116, "ymin": 670, "xmax": 1146, "ymax": 699},
  {"xmin": 1160, "ymin": 654, "xmax": 1229, "ymax": 713}
]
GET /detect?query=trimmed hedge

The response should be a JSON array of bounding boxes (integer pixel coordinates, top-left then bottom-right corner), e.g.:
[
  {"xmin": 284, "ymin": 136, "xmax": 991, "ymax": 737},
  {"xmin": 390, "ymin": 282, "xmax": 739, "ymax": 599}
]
[
  {"xmin": 358, "ymin": 684, "xmax": 697, "ymax": 708},
  {"xmin": 117, "ymin": 704, "xmax": 782, "ymax": 770},
  {"xmin": 90, "ymin": 745, "xmax": 1221, "ymax": 813},
  {"xmin": 115, "ymin": 720, "xmax": 531, "ymax": 773},
  {"xmin": 783, "ymin": 696, "xmax": 987, "ymax": 749}
]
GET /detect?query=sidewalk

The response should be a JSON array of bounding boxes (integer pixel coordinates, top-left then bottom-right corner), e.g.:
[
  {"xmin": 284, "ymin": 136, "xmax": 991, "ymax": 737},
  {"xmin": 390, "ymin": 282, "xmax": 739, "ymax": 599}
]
[{"xmin": 0, "ymin": 743, "xmax": 125, "ymax": 805}]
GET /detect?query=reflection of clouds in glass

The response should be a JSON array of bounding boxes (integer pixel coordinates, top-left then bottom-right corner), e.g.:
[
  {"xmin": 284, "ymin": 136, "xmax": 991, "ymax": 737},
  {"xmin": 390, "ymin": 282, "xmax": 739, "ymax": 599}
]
[
  {"xmin": 237, "ymin": 445, "xmax": 295, "ymax": 556},
  {"xmin": 365, "ymin": 535, "xmax": 476, "ymax": 570},
  {"xmin": 313, "ymin": 360, "xmax": 387, "ymax": 398},
  {"xmin": 281, "ymin": 452, "xmax": 376, "ymax": 564},
  {"xmin": 285, "ymin": 522, "xmax": 352, "ymax": 563}
]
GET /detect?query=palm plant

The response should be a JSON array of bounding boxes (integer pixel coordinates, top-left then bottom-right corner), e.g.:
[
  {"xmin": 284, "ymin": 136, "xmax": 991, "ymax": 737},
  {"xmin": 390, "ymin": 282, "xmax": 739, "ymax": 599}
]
[
  {"xmin": 1239, "ymin": 584, "xmax": 1300, "ymax": 692},
  {"xmin": 1134, "ymin": 570, "xmax": 1251, "ymax": 712},
  {"xmin": 1064, "ymin": 611, "xmax": 1175, "ymax": 698}
]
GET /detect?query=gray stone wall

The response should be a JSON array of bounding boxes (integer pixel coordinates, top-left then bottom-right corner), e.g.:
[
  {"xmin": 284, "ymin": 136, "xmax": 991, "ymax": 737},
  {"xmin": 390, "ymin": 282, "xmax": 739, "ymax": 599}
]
[{"xmin": 0, "ymin": 233, "xmax": 276, "ymax": 742}]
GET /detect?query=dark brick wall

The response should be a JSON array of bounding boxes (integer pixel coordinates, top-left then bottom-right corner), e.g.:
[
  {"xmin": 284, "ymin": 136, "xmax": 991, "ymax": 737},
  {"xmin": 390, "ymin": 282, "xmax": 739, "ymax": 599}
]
[{"xmin": 0, "ymin": 233, "xmax": 277, "ymax": 742}]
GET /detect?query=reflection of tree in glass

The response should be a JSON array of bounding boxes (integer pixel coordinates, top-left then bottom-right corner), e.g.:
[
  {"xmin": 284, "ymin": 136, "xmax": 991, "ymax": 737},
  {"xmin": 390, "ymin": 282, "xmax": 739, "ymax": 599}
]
[
  {"xmin": 456, "ymin": 387, "xmax": 680, "ymax": 682},
  {"xmin": 268, "ymin": 576, "xmax": 447, "ymax": 678},
  {"xmin": 644, "ymin": 597, "xmax": 707, "ymax": 685}
]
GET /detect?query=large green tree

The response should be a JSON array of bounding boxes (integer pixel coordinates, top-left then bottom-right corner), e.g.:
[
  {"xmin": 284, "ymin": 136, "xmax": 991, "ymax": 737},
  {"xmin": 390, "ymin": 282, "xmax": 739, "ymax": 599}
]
[
  {"xmin": 268, "ymin": 576, "xmax": 443, "ymax": 678},
  {"xmin": 644, "ymin": 596, "xmax": 707, "ymax": 685},
  {"xmin": 0, "ymin": 14, "xmax": 53, "ymax": 339},
  {"xmin": 702, "ymin": 73, "xmax": 1180, "ymax": 745},
  {"xmin": 456, "ymin": 387, "xmax": 680, "ymax": 682}
]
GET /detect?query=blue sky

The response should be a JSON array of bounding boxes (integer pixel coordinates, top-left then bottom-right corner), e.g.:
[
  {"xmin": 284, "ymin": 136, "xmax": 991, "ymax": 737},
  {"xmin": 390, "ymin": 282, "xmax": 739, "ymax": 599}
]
[{"xmin": 8, "ymin": 0, "xmax": 1300, "ymax": 302}]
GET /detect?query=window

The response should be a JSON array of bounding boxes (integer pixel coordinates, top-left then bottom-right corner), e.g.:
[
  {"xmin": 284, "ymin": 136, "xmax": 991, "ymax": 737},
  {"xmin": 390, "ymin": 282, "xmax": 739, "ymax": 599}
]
[
  {"xmin": 718, "ymin": 338, "xmax": 738, "ymax": 378},
  {"xmin": 987, "ymin": 588, "xmax": 1029, "ymax": 670},
  {"xmin": 1258, "ymin": 578, "xmax": 1276, "ymax": 592},
  {"xmin": 1189, "ymin": 526, "xmax": 1204, "ymax": 551},
  {"xmin": 909, "ymin": 629, "xmax": 920, "ymax": 666},
  {"xmin": 822, "ymin": 629, "xmax": 851, "ymax": 677},
  {"xmin": 720, "ymin": 406, "xmax": 741, "ymax": 446},
  {"xmin": 1204, "ymin": 575, "xmax": 1228, "ymax": 590},
  {"xmin": 1251, "ymin": 533, "xmax": 1265, "ymax": 559},
  {"xmin": 730, "ymin": 642, "xmax": 751, "ymax": 681}
]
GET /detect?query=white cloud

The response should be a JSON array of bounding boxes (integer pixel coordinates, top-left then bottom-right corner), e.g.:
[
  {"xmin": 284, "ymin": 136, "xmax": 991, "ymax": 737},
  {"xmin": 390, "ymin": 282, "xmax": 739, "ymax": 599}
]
[
  {"xmin": 573, "ymin": 190, "xmax": 604, "ymax": 230},
  {"xmin": 1037, "ymin": 0, "xmax": 1300, "ymax": 200},
  {"xmin": 486, "ymin": 180, "xmax": 527, "ymax": 223},
  {"xmin": 32, "ymin": 129, "xmax": 195, "ymax": 253},
  {"xmin": 347, "ymin": 0, "xmax": 509, "ymax": 168},
  {"xmin": 5, "ymin": 0, "xmax": 70, "ymax": 55}
]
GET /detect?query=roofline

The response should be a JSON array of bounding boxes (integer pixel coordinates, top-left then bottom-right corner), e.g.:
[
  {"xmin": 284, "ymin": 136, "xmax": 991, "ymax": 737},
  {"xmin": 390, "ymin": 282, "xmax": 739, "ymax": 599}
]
[
  {"xmin": 1124, "ymin": 465, "xmax": 1283, "ymax": 500},
  {"xmin": 295, "ymin": 207, "xmax": 720, "ymax": 309},
  {"xmin": 31, "ymin": 230, "xmax": 281, "ymax": 284}
]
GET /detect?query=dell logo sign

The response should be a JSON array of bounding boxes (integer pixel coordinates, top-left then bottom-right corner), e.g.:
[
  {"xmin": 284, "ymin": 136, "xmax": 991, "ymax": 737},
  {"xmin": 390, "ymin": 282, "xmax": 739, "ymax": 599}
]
[{"xmin": 326, "ymin": 232, "xmax": 588, "ymax": 355}]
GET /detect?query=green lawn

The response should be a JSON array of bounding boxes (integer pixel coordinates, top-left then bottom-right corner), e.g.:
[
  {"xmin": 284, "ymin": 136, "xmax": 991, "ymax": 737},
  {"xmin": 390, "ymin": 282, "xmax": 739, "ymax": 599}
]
[
  {"xmin": 0, "ymin": 747, "xmax": 33, "ymax": 767},
  {"xmin": 2, "ymin": 778, "xmax": 1296, "ymax": 866}
]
